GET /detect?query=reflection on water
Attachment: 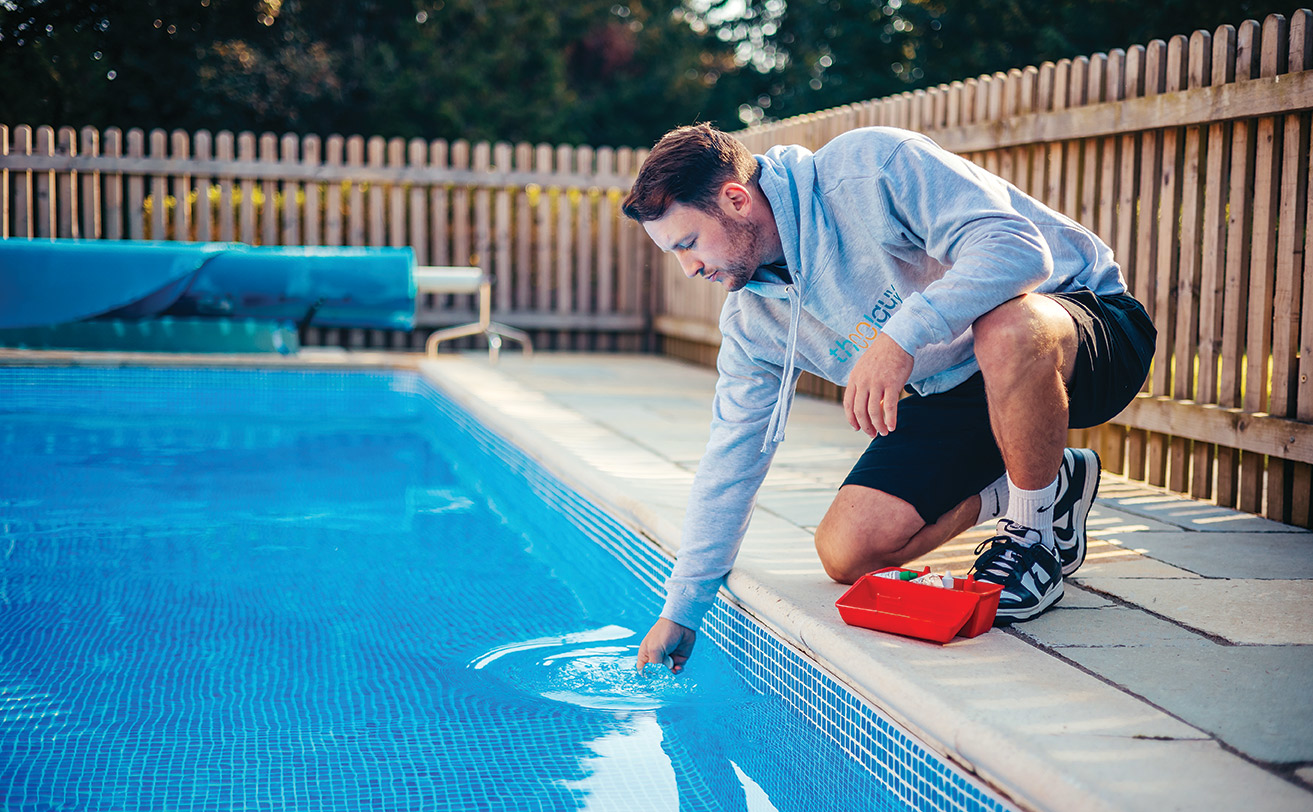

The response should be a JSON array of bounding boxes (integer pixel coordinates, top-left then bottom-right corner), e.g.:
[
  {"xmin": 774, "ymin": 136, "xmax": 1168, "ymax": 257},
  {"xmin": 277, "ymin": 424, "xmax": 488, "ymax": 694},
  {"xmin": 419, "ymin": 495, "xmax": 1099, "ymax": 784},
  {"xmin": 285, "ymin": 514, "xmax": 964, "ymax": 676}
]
[
  {"xmin": 471, "ymin": 627, "xmax": 786, "ymax": 811},
  {"xmin": 0, "ymin": 370, "xmax": 902, "ymax": 812},
  {"xmin": 471, "ymin": 625, "xmax": 736, "ymax": 713}
]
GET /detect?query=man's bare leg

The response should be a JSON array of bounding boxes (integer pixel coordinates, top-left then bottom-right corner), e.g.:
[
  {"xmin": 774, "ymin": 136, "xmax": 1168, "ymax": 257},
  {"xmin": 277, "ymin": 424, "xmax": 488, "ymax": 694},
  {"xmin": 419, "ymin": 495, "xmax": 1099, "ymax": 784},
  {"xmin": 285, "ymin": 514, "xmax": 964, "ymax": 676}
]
[
  {"xmin": 969, "ymin": 293, "xmax": 1082, "ymax": 622},
  {"xmin": 814, "ymin": 486, "xmax": 980, "ymax": 584},
  {"xmin": 973, "ymin": 293, "xmax": 1079, "ymax": 492}
]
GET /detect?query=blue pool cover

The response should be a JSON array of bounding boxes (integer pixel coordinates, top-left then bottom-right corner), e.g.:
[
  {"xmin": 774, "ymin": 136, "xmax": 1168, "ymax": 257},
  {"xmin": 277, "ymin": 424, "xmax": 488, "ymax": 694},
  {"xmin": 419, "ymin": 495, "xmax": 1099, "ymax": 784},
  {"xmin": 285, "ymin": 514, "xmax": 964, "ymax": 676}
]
[{"xmin": 0, "ymin": 238, "xmax": 417, "ymax": 333}]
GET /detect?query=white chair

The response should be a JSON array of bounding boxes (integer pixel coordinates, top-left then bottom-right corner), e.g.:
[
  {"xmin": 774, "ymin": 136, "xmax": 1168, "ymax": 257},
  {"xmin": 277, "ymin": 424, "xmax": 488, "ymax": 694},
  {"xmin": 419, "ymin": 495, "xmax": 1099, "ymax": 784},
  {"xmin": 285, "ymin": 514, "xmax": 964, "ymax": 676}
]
[{"xmin": 414, "ymin": 266, "xmax": 533, "ymax": 362}]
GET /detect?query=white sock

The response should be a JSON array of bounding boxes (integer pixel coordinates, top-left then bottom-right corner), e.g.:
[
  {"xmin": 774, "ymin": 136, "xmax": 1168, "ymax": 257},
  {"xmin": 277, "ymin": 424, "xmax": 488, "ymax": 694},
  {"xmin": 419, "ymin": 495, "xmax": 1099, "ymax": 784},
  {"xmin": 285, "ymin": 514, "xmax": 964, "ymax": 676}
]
[
  {"xmin": 1005, "ymin": 474, "xmax": 1058, "ymax": 550},
  {"xmin": 975, "ymin": 473, "xmax": 1009, "ymax": 525}
]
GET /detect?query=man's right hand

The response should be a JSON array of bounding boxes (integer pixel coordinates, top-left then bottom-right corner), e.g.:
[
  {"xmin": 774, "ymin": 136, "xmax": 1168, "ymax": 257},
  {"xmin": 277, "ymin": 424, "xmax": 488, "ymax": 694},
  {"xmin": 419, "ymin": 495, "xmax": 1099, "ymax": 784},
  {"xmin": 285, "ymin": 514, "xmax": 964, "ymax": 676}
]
[{"xmin": 635, "ymin": 617, "xmax": 696, "ymax": 675}]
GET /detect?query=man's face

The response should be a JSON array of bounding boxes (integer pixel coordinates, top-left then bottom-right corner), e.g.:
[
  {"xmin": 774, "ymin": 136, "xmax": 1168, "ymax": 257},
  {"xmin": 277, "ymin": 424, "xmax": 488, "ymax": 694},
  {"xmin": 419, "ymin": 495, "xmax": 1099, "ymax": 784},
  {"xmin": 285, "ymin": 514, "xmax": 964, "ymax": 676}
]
[{"xmin": 643, "ymin": 201, "xmax": 764, "ymax": 292}]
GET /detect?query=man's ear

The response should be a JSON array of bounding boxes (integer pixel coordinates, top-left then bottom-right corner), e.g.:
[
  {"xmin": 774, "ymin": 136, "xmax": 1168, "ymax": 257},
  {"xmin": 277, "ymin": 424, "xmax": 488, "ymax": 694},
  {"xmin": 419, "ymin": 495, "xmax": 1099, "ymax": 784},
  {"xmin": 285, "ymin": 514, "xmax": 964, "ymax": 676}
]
[{"xmin": 720, "ymin": 182, "xmax": 753, "ymax": 215}]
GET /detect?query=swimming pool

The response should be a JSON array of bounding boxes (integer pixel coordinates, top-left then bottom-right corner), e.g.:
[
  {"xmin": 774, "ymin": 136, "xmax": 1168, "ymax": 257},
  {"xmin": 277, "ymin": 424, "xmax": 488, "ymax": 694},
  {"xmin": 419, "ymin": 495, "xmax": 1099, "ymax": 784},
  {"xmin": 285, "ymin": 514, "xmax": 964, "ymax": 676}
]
[{"xmin": 0, "ymin": 365, "xmax": 1011, "ymax": 811}]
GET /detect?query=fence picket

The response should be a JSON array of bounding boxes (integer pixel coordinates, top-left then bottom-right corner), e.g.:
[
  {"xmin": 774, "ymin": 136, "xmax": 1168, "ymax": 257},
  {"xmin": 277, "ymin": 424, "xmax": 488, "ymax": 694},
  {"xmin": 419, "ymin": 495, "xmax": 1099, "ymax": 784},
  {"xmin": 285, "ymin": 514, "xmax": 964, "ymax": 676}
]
[
  {"xmin": 282, "ymin": 133, "xmax": 301, "ymax": 247},
  {"xmin": 514, "ymin": 142, "xmax": 533, "ymax": 314},
  {"xmin": 259, "ymin": 133, "xmax": 278, "ymax": 245},
  {"xmin": 1170, "ymin": 33, "xmax": 1209, "ymax": 494},
  {"xmin": 429, "ymin": 139, "xmax": 449, "ymax": 265},
  {"xmin": 984, "ymin": 73, "xmax": 1004, "ymax": 177},
  {"xmin": 494, "ymin": 142, "xmax": 513, "ymax": 316},
  {"xmin": 104, "ymin": 127, "xmax": 123, "ymax": 240},
  {"xmin": 32, "ymin": 126, "xmax": 53, "ymax": 238},
  {"xmin": 238, "ymin": 133, "xmax": 258, "ymax": 243},
  {"xmin": 448, "ymin": 140, "xmax": 472, "ymax": 327},
  {"xmin": 999, "ymin": 69, "xmax": 1021, "ymax": 184},
  {"xmin": 171, "ymin": 130, "xmax": 191, "ymax": 242},
  {"xmin": 1243, "ymin": 15, "xmax": 1290, "ymax": 515},
  {"xmin": 388, "ymin": 138, "xmax": 406, "ymax": 249},
  {"xmin": 1077, "ymin": 55, "xmax": 1103, "ymax": 231},
  {"xmin": 367, "ymin": 137, "xmax": 386, "ymax": 248},
  {"xmin": 303, "ymin": 136, "xmax": 321, "ymax": 246},
  {"xmin": 11, "ymin": 127, "xmax": 30, "ymax": 238},
  {"xmin": 149, "ymin": 129, "xmax": 168, "ymax": 241},
  {"xmin": 343, "ymin": 137, "xmax": 363, "ymax": 247},
  {"xmin": 1096, "ymin": 51, "xmax": 1128, "ymax": 474},
  {"xmin": 80, "ymin": 127, "xmax": 100, "ymax": 239},
  {"xmin": 596, "ymin": 146, "xmax": 617, "ymax": 352},
  {"xmin": 1217, "ymin": 21, "xmax": 1262, "ymax": 508},
  {"xmin": 1193, "ymin": 27, "xmax": 1237, "ymax": 497},
  {"xmin": 195, "ymin": 130, "xmax": 213, "ymax": 243},
  {"xmin": 575, "ymin": 146, "xmax": 595, "ymax": 350},
  {"xmin": 55, "ymin": 126, "xmax": 75, "ymax": 238},
  {"xmin": 217, "ymin": 132, "xmax": 236, "ymax": 242},
  {"xmin": 535, "ymin": 144, "xmax": 553, "ymax": 322},
  {"xmin": 1062, "ymin": 58, "xmax": 1087, "ymax": 220},
  {"xmin": 30, "ymin": 125, "xmax": 49, "ymax": 238},
  {"xmin": 1290, "ymin": 12, "xmax": 1313, "ymax": 526},
  {"xmin": 473, "ymin": 141, "xmax": 493, "ymax": 342},
  {"xmin": 324, "ymin": 136, "xmax": 344, "ymax": 247},
  {"xmin": 616, "ymin": 147, "xmax": 638, "ymax": 352},
  {"xmin": 556, "ymin": 144, "xmax": 576, "ymax": 349}
]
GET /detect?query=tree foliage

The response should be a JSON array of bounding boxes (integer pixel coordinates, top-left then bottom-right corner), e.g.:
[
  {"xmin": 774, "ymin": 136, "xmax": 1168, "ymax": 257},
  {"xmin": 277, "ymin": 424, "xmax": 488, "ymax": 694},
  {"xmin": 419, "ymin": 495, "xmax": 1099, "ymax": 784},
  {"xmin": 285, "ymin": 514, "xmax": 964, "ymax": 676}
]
[
  {"xmin": 708, "ymin": 0, "xmax": 1297, "ymax": 124},
  {"xmin": 0, "ymin": 0, "xmax": 1296, "ymax": 146},
  {"xmin": 0, "ymin": 0, "xmax": 746, "ymax": 146}
]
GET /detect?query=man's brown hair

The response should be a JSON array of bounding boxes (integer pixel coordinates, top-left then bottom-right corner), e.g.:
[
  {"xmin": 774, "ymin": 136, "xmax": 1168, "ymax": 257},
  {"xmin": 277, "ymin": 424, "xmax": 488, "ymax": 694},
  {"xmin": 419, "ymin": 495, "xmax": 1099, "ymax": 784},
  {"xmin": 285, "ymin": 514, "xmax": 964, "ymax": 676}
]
[{"xmin": 622, "ymin": 123, "xmax": 760, "ymax": 223}]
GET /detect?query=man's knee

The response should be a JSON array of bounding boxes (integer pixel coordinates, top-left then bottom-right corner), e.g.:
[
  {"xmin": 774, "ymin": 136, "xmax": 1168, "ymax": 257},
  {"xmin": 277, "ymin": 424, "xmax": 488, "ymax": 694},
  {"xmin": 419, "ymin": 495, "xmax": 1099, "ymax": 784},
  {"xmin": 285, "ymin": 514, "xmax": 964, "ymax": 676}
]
[
  {"xmin": 814, "ymin": 487, "xmax": 922, "ymax": 584},
  {"xmin": 974, "ymin": 295, "xmax": 1077, "ymax": 376}
]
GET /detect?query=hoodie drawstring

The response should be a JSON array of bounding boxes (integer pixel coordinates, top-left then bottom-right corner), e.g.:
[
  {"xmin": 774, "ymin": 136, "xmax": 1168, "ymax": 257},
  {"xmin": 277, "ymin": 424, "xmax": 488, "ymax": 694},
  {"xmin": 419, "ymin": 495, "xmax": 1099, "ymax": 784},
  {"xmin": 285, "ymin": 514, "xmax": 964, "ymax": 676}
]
[{"xmin": 762, "ymin": 284, "xmax": 801, "ymax": 452}]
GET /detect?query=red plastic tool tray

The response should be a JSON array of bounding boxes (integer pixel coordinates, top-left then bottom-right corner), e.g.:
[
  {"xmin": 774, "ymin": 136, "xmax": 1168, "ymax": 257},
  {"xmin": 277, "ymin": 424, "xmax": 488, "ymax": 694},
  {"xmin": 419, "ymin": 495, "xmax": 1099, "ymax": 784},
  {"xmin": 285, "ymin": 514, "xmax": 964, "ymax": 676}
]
[{"xmin": 835, "ymin": 567, "xmax": 1004, "ymax": 644}]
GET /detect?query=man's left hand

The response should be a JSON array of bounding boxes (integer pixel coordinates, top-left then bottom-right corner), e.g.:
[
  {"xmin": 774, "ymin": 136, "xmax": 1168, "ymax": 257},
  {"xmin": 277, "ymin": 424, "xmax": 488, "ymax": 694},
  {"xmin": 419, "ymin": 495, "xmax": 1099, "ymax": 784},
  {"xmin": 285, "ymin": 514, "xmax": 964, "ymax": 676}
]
[{"xmin": 844, "ymin": 332, "xmax": 914, "ymax": 437}]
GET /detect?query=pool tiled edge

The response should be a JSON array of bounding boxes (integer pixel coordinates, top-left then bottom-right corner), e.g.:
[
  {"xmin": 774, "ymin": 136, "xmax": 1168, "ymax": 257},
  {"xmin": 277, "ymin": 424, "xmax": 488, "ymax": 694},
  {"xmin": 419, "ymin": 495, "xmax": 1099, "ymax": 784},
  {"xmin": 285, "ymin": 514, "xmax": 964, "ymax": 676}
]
[{"xmin": 409, "ymin": 364, "xmax": 1016, "ymax": 812}]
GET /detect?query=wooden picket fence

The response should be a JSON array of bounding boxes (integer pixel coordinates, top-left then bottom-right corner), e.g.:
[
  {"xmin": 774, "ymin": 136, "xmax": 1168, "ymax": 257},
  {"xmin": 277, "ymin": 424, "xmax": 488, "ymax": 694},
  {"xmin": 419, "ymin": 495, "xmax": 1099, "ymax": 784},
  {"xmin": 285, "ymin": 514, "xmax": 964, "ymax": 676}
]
[
  {"xmin": 0, "ymin": 127, "xmax": 660, "ymax": 351},
  {"xmin": 3, "ymin": 10, "xmax": 1311, "ymax": 527},
  {"xmin": 657, "ymin": 10, "xmax": 1313, "ymax": 527}
]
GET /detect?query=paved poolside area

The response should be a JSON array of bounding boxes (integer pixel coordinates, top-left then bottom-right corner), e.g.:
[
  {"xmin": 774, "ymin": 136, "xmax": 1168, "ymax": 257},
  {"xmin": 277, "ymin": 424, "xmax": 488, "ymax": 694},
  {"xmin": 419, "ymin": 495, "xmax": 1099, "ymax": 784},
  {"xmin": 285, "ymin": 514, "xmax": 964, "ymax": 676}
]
[{"xmin": 420, "ymin": 352, "xmax": 1313, "ymax": 812}]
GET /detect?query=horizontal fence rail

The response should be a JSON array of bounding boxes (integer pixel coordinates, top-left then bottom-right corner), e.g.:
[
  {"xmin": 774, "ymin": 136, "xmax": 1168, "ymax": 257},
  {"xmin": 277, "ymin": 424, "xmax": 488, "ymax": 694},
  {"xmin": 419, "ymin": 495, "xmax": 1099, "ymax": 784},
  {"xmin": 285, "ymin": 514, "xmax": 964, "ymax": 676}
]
[
  {"xmin": 656, "ymin": 10, "xmax": 1313, "ymax": 528},
  {"xmin": 0, "ymin": 128, "xmax": 659, "ymax": 352},
  {"xmin": 3, "ymin": 10, "xmax": 1311, "ymax": 528}
]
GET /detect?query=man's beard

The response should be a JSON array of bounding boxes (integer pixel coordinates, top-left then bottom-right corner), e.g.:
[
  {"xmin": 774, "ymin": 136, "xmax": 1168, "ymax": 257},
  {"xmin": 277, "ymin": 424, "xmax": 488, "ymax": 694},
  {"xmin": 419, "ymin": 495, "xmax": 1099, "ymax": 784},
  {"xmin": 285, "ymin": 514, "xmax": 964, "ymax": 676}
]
[{"xmin": 704, "ymin": 213, "xmax": 765, "ymax": 292}]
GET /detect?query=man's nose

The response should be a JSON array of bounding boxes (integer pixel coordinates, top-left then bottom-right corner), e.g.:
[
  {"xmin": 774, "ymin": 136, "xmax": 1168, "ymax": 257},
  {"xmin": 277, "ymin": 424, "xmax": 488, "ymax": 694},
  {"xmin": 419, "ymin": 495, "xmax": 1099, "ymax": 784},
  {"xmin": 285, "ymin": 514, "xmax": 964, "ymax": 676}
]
[{"xmin": 677, "ymin": 252, "xmax": 703, "ymax": 278}]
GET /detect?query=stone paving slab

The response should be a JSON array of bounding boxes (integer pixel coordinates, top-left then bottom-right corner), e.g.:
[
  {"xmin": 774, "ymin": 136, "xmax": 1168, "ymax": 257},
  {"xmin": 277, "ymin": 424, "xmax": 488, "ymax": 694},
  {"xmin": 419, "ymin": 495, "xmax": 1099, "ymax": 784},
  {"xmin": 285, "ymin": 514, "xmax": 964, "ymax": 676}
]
[
  {"xmin": 1082, "ymin": 531, "xmax": 1313, "ymax": 579},
  {"xmin": 1052, "ymin": 643, "xmax": 1313, "ymax": 764},
  {"xmin": 1073, "ymin": 578, "xmax": 1313, "ymax": 645},
  {"xmin": 419, "ymin": 353, "xmax": 1313, "ymax": 812}
]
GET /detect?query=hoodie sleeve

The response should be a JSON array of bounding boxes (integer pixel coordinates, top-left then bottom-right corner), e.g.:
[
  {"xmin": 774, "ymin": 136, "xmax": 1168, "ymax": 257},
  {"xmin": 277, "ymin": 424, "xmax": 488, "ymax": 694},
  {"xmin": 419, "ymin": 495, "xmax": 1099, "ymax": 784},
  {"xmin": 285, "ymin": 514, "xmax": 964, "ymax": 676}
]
[
  {"xmin": 870, "ymin": 136, "xmax": 1055, "ymax": 356},
  {"xmin": 660, "ymin": 320, "xmax": 792, "ymax": 630}
]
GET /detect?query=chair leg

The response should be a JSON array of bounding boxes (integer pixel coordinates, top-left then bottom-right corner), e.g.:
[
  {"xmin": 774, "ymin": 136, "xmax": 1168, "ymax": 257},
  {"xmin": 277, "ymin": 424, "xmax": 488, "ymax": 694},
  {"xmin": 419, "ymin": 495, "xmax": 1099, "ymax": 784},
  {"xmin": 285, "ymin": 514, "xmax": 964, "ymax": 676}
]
[
  {"xmin": 425, "ymin": 322, "xmax": 485, "ymax": 357},
  {"xmin": 425, "ymin": 322, "xmax": 533, "ymax": 361},
  {"xmin": 487, "ymin": 322, "xmax": 534, "ymax": 359}
]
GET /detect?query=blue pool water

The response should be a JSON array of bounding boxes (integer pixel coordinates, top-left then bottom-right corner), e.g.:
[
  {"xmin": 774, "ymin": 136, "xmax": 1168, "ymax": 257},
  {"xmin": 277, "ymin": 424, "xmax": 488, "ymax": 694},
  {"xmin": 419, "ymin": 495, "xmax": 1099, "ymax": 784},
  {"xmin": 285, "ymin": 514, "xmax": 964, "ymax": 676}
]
[{"xmin": 0, "ymin": 367, "xmax": 917, "ymax": 812}]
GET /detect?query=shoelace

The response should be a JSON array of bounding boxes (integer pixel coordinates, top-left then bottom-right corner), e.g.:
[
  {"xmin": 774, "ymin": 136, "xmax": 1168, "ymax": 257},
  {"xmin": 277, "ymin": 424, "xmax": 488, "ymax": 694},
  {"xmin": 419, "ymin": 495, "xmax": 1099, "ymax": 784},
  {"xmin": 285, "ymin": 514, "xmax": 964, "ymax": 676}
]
[{"xmin": 971, "ymin": 537, "xmax": 1025, "ymax": 579}]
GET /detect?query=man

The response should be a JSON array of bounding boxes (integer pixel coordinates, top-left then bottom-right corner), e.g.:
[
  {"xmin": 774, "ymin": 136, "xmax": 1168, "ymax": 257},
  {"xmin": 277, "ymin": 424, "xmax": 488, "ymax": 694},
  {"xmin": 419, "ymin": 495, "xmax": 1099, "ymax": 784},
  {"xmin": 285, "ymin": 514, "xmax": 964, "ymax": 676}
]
[{"xmin": 623, "ymin": 123, "xmax": 1155, "ymax": 674}]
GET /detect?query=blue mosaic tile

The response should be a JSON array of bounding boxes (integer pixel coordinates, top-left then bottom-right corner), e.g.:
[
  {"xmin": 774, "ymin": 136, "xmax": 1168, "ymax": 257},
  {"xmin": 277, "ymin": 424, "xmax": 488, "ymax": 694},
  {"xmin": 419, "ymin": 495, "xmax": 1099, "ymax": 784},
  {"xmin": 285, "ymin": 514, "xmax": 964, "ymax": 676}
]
[{"xmin": 0, "ymin": 365, "xmax": 1013, "ymax": 812}]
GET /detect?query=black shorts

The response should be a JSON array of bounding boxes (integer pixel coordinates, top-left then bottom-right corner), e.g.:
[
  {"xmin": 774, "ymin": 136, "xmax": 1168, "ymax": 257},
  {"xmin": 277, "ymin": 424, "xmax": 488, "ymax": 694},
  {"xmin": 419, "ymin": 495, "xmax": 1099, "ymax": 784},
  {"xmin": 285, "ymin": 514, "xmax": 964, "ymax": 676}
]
[{"xmin": 840, "ymin": 290, "xmax": 1155, "ymax": 524}]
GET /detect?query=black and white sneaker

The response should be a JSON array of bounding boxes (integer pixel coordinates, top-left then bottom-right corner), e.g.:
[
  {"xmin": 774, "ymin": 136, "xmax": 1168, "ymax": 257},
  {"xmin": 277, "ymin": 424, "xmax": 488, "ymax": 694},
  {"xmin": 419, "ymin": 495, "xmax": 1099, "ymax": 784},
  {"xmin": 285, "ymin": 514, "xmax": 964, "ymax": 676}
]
[
  {"xmin": 1053, "ymin": 448, "xmax": 1101, "ymax": 576},
  {"xmin": 971, "ymin": 520, "xmax": 1064, "ymax": 625}
]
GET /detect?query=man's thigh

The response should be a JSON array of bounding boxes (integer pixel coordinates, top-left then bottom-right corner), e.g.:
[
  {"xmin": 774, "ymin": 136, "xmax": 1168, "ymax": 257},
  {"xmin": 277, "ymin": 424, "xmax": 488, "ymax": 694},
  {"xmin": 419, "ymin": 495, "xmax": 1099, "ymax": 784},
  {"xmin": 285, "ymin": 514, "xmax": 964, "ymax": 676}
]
[{"xmin": 839, "ymin": 373, "xmax": 1006, "ymax": 525}]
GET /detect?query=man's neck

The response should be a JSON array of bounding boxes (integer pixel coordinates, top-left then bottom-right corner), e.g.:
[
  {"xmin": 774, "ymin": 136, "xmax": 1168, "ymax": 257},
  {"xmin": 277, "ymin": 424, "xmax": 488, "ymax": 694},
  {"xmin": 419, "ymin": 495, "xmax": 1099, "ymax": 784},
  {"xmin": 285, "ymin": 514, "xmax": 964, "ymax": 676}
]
[{"xmin": 750, "ymin": 182, "xmax": 785, "ymax": 266}]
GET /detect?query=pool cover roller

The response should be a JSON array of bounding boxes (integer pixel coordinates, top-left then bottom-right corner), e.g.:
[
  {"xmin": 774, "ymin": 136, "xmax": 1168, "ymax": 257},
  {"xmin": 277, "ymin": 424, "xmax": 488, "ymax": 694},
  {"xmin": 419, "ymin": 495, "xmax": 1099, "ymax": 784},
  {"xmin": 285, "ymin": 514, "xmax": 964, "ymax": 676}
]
[{"xmin": 0, "ymin": 238, "xmax": 417, "ymax": 333}]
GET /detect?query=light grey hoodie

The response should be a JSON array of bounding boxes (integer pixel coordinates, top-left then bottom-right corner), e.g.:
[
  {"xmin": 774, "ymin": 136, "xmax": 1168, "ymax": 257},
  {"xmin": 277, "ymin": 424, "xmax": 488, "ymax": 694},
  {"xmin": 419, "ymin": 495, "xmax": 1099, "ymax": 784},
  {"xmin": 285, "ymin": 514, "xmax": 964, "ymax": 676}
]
[{"xmin": 660, "ymin": 126, "xmax": 1128, "ymax": 631}]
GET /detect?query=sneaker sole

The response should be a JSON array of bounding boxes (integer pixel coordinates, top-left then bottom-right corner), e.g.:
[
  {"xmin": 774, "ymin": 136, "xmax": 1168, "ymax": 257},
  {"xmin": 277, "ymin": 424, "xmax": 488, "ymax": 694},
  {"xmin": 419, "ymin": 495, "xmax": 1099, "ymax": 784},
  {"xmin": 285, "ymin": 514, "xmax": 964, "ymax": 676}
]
[
  {"xmin": 992, "ymin": 579, "xmax": 1065, "ymax": 625},
  {"xmin": 1059, "ymin": 449, "xmax": 1100, "ymax": 577}
]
